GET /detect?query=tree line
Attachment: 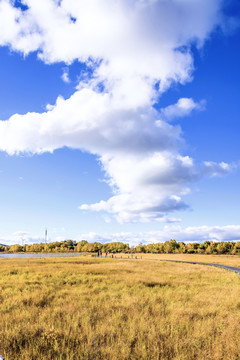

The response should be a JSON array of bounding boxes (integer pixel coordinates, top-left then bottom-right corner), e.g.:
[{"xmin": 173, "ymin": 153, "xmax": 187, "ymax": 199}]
[{"xmin": 1, "ymin": 239, "xmax": 240, "ymax": 254}]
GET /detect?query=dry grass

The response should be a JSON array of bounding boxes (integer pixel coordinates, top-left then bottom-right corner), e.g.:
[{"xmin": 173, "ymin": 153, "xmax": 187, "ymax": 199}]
[{"xmin": 0, "ymin": 256, "xmax": 240, "ymax": 359}]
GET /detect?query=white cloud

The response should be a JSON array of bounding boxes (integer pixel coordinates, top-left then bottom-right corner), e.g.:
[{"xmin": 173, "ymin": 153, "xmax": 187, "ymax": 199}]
[
  {"xmin": 77, "ymin": 225, "xmax": 240, "ymax": 246},
  {"xmin": 0, "ymin": 231, "xmax": 43, "ymax": 245},
  {"xmin": 160, "ymin": 98, "xmax": 205, "ymax": 121},
  {"xmin": 80, "ymin": 152, "xmax": 198, "ymax": 223},
  {"xmin": 61, "ymin": 68, "xmax": 70, "ymax": 83},
  {"xmin": 0, "ymin": 0, "xmax": 232, "ymax": 223},
  {"xmin": 2, "ymin": 225, "xmax": 240, "ymax": 246},
  {"xmin": 203, "ymin": 161, "xmax": 234, "ymax": 177},
  {"xmin": 0, "ymin": 0, "xmax": 222, "ymax": 90}
]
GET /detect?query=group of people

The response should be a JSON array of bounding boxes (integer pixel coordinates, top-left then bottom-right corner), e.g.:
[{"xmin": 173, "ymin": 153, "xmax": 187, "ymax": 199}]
[{"xmin": 97, "ymin": 251, "xmax": 108, "ymax": 257}]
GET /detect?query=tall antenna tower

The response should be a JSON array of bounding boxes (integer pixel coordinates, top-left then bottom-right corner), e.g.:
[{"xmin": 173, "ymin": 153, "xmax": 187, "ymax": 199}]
[{"xmin": 45, "ymin": 229, "xmax": 48, "ymax": 244}]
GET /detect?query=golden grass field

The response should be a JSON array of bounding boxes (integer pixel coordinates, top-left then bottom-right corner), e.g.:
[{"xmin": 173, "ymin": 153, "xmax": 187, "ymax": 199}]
[{"xmin": 0, "ymin": 255, "xmax": 240, "ymax": 359}]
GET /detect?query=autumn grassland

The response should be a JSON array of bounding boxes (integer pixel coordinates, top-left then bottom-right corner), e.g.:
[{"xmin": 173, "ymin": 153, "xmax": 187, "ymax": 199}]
[{"xmin": 0, "ymin": 255, "xmax": 240, "ymax": 359}]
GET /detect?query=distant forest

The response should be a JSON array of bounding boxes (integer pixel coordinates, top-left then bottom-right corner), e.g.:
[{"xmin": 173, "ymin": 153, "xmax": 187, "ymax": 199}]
[{"xmin": 1, "ymin": 239, "xmax": 240, "ymax": 255}]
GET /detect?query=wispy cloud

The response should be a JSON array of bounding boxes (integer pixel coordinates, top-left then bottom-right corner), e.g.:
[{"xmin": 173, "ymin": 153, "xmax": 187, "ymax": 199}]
[
  {"xmin": 61, "ymin": 68, "xmax": 70, "ymax": 83},
  {"xmin": 203, "ymin": 161, "xmax": 235, "ymax": 177}
]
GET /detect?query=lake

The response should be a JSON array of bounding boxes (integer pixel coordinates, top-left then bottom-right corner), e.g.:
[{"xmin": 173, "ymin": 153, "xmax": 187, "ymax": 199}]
[{"xmin": 0, "ymin": 253, "xmax": 83, "ymax": 259}]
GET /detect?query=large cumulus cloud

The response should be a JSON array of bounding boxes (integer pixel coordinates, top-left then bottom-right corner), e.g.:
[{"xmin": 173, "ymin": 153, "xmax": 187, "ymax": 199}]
[{"xmin": 0, "ymin": 0, "xmax": 234, "ymax": 222}]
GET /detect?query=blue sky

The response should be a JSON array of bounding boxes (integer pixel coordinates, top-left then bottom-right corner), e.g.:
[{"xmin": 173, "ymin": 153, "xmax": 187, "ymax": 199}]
[{"xmin": 0, "ymin": 0, "xmax": 240, "ymax": 245}]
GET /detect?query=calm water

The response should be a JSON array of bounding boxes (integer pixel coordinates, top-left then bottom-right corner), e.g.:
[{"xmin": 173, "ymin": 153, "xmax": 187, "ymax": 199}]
[{"xmin": 0, "ymin": 253, "xmax": 83, "ymax": 259}]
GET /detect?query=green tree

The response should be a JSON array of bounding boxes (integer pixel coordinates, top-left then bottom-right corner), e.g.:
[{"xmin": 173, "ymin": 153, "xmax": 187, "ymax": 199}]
[
  {"xmin": 76, "ymin": 240, "xmax": 88, "ymax": 252},
  {"xmin": 135, "ymin": 243, "xmax": 146, "ymax": 253},
  {"xmin": 232, "ymin": 242, "xmax": 240, "ymax": 254},
  {"xmin": 9, "ymin": 244, "xmax": 22, "ymax": 252},
  {"xmin": 0, "ymin": 245, "xmax": 6, "ymax": 252},
  {"xmin": 164, "ymin": 240, "xmax": 179, "ymax": 253}
]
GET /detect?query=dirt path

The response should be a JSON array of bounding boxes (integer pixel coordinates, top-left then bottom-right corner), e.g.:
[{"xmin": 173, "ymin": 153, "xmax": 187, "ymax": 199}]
[
  {"xmin": 150, "ymin": 259, "xmax": 240, "ymax": 275},
  {"xmin": 100, "ymin": 256, "xmax": 240, "ymax": 274}
]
